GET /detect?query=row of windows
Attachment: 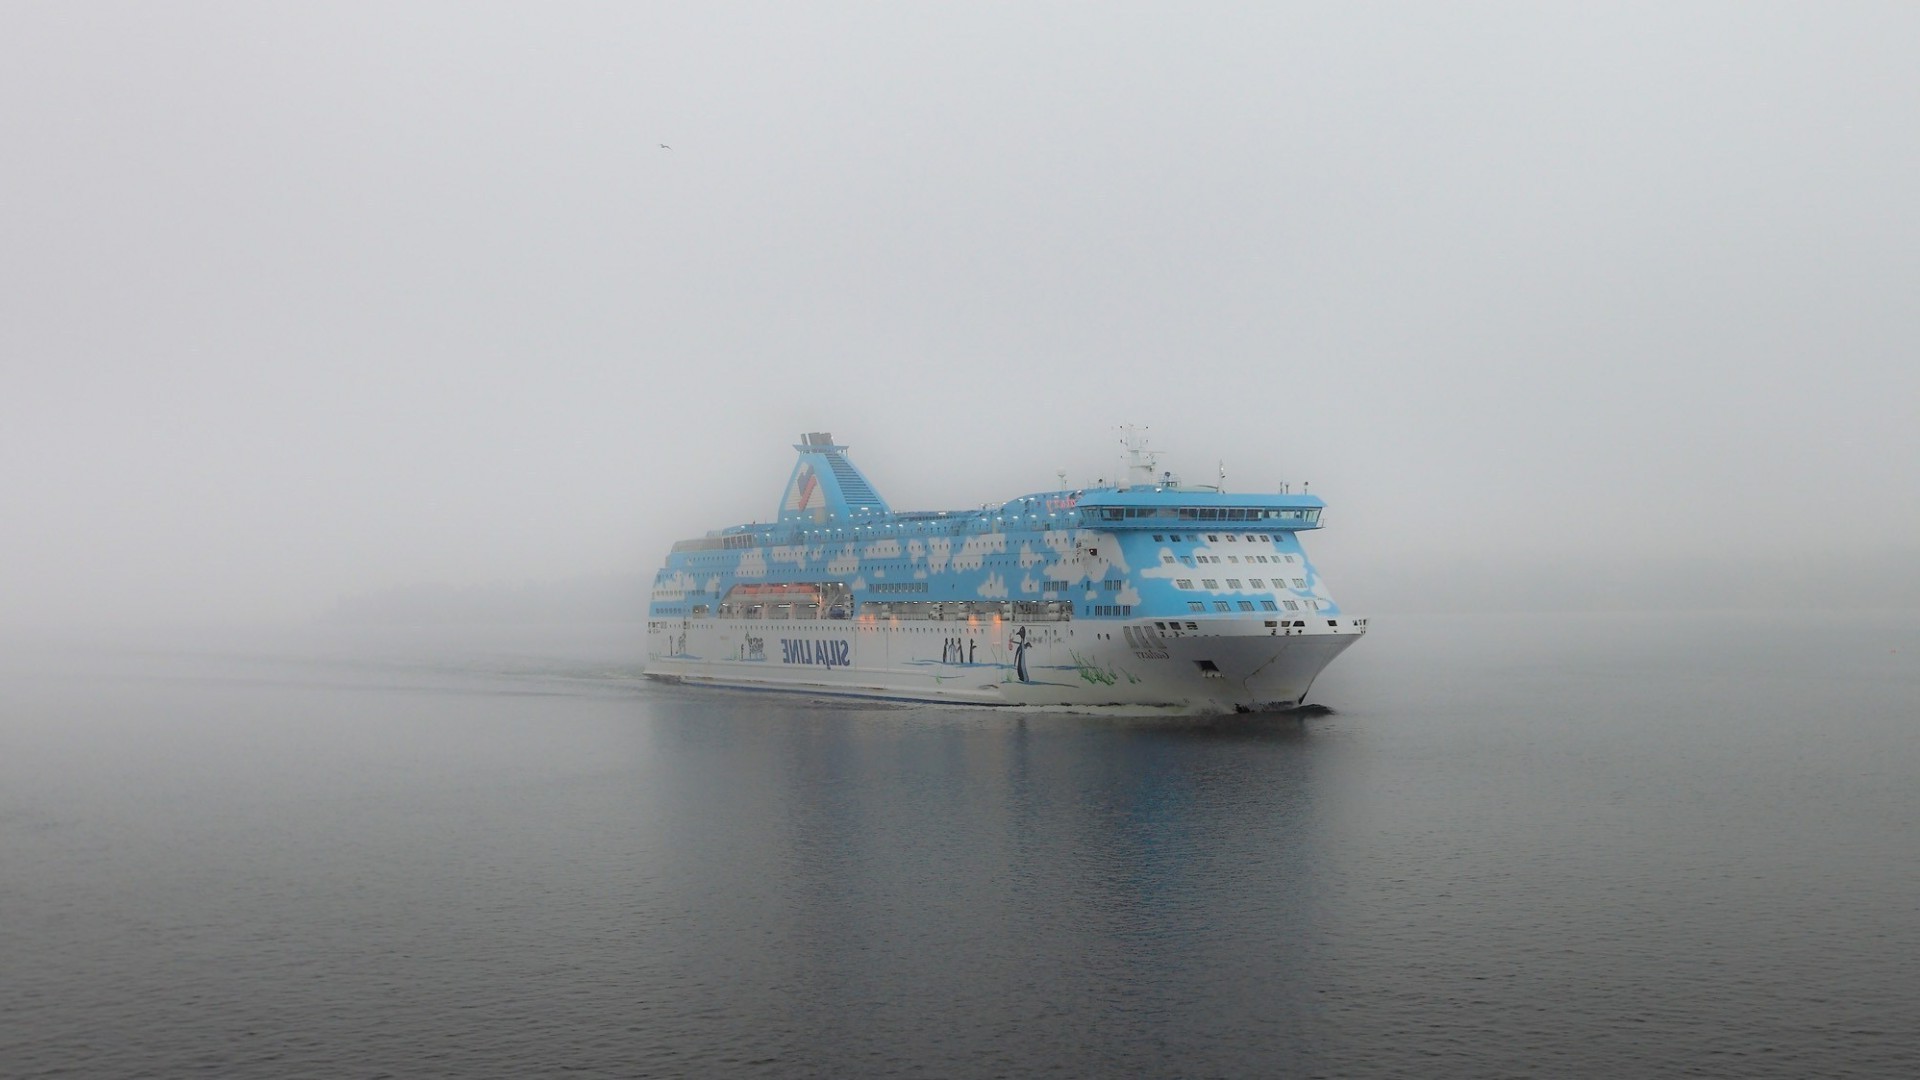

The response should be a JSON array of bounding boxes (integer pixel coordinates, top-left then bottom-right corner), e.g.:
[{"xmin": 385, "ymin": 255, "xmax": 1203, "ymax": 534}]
[
  {"xmin": 1171, "ymin": 553, "xmax": 1298, "ymax": 567},
  {"xmin": 859, "ymin": 600, "xmax": 1074, "ymax": 622},
  {"xmin": 1151, "ymin": 532, "xmax": 1281, "ymax": 543},
  {"xmin": 1182, "ymin": 598, "xmax": 1319, "ymax": 614},
  {"xmin": 871, "ymin": 581, "xmax": 929, "ymax": 593},
  {"xmin": 1091, "ymin": 604, "xmax": 1134, "ymax": 617},
  {"xmin": 1144, "ymin": 619, "xmax": 1313, "ymax": 630},
  {"xmin": 718, "ymin": 602, "xmax": 840, "ymax": 619},
  {"xmin": 1175, "ymin": 578, "xmax": 1308, "ymax": 590},
  {"xmin": 1096, "ymin": 507, "xmax": 1320, "ymax": 523}
]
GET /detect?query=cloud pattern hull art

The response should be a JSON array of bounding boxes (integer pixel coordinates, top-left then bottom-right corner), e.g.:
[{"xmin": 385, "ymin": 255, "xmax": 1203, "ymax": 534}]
[{"xmin": 644, "ymin": 432, "xmax": 1366, "ymax": 712}]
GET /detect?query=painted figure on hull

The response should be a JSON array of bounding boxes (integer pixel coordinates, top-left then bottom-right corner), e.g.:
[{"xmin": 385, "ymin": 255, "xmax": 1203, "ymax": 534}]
[{"xmin": 1010, "ymin": 626, "xmax": 1034, "ymax": 683}]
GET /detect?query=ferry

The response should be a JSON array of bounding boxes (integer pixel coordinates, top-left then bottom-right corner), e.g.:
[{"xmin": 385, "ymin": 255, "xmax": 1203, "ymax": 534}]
[{"xmin": 644, "ymin": 431, "xmax": 1365, "ymax": 712}]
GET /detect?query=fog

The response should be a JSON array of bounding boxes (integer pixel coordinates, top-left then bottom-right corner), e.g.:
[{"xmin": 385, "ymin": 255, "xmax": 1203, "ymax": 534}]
[{"xmin": 4, "ymin": 3, "xmax": 1916, "ymax": 628}]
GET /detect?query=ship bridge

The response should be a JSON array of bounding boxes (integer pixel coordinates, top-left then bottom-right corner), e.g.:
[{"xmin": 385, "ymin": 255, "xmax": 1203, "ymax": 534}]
[{"xmin": 1073, "ymin": 489, "xmax": 1325, "ymax": 530}]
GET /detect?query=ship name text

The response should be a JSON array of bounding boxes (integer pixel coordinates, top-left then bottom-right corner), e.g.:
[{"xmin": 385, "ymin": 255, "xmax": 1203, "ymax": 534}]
[{"xmin": 781, "ymin": 638, "xmax": 852, "ymax": 669}]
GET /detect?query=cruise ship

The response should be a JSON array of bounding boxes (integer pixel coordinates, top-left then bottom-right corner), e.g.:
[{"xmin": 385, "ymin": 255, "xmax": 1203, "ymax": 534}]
[{"xmin": 644, "ymin": 431, "xmax": 1365, "ymax": 712}]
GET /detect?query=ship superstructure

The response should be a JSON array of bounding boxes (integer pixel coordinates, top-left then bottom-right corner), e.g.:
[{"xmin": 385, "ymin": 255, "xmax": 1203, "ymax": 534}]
[{"xmin": 644, "ymin": 431, "xmax": 1365, "ymax": 711}]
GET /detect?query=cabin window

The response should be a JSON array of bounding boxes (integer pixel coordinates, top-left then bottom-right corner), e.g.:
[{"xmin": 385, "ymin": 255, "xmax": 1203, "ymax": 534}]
[
  {"xmin": 1260, "ymin": 600, "xmax": 1279, "ymax": 611},
  {"xmin": 1152, "ymin": 534, "xmax": 1164, "ymax": 542},
  {"xmin": 1293, "ymin": 578, "xmax": 1306, "ymax": 587},
  {"xmin": 1213, "ymin": 602, "xmax": 1230, "ymax": 612},
  {"xmin": 1176, "ymin": 579, "xmax": 1193, "ymax": 589},
  {"xmin": 1250, "ymin": 579, "xmax": 1264, "ymax": 588},
  {"xmin": 1202, "ymin": 579, "xmax": 1218, "ymax": 589},
  {"xmin": 1226, "ymin": 579, "xmax": 1241, "ymax": 588},
  {"xmin": 1188, "ymin": 602, "xmax": 1205, "ymax": 613}
]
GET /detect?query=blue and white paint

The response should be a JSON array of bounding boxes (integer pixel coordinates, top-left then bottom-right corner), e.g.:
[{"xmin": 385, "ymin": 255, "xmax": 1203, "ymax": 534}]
[{"xmin": 644, "ymin": 432, "xmax": 1367, "ymax": 712}]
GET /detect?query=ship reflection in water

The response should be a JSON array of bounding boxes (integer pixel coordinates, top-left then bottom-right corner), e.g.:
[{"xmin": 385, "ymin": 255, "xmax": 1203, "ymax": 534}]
[{"xmin": 635, "ymin": 691, "xmax": 1334, "ymax": 1072}]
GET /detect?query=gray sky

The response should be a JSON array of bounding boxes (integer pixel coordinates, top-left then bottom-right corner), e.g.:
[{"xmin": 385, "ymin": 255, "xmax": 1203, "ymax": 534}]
[{"xmin": 4, "ymin": 2, "xmax": 1917, "ymax": 626}]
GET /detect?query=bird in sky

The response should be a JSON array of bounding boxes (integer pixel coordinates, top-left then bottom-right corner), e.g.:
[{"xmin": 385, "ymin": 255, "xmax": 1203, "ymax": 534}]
[{"xmin": 659, "ymin": 143, "xmax": 671, "ymax": 149}]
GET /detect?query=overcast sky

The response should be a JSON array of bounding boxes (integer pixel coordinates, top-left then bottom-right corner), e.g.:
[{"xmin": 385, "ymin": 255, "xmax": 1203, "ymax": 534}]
[{"xmin": 4, "ymin": 2, "xmax": 1916, "ymax": 626}]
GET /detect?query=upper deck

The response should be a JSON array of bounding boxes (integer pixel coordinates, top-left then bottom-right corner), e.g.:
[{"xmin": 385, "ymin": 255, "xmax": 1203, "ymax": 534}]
[
  {"xmin": 670, "ymin": 487, "xmax": 1323, "ymax": 554},
  {"xmin": 650, "ymin": 431, "xmax": 1349, "ymax": 625}
]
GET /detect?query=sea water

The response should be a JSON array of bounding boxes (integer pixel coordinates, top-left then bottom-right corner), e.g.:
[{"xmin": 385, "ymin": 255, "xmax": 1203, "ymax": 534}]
[{"xmin": 2, "ymin": 611, "xmax": 1914, "ymax": 1077}]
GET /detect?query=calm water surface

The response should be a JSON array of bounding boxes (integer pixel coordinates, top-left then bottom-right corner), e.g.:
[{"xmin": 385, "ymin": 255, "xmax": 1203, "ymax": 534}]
[{"xmin": 2, "ymin": 612, "xmax": 1915, "ymax": 1078}]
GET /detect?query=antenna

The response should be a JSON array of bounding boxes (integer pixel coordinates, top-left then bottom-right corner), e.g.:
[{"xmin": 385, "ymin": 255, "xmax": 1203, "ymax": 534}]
[
  {"xmin": 1056, "ymin": 468, "xmax": 1066, "ymax": 489},
  {"xmin": 1120, "ymin": 424, "xmax": 1159, "ymax": 491}
]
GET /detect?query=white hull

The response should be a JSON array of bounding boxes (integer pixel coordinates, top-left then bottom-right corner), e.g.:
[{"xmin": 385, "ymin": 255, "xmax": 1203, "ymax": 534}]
[{"xmin": 645, "ymin": 616, "xmax": 1363, "ymax": 712}]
